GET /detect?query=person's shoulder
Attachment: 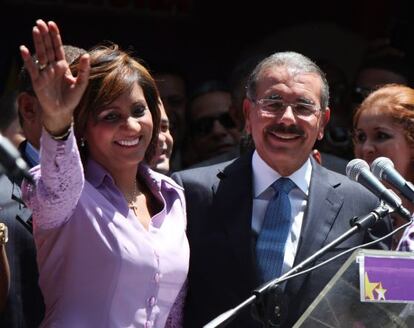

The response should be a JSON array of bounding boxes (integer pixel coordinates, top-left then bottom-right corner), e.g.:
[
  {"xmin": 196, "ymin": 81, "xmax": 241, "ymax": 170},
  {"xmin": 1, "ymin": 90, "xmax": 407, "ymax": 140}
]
[
  {"xmin": 0, "ymin": 175, "xmax": 33, "ymax": 232},
  {"xmin": 145, "ymin": 166, "xmax": 184, "ymax": 192},
  {"xmin": 0, "ymin": 174, "xmax": 13, "ymax": 188},
  {"xmin": 189, "ymin": 147, "xmax": 240, "ymax": 169},
  {"xmin": 0, "ymin": 175, "xmax": 14, "ymax": 206},
  {"xmin": 0, "ymin": 174, "xmax": 25, "ymax": 203},
  {"xmin": 314, "ymin": 162, "xmax": 378, "ymax": 201},
  {"xmin": 320, "ymin": 152, "xmax": 348, "ymax": 175},
  {"xmin": 172, "ymin": 159, "xmax": 235, "ymax": 184},
  {"xmin": 316, "ymin": 163, "xmax": 348, "ymax": 181},
  {"xmin": 315, "ymin": 162, "xmax": 351, "ymax": 185}
]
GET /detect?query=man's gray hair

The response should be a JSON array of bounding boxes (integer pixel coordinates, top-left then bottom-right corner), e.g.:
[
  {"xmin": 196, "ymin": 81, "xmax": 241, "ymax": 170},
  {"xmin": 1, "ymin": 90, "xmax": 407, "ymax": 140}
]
[{"xmin": 245, "ymin": 51, "xmax": 330, "ymax": 109}]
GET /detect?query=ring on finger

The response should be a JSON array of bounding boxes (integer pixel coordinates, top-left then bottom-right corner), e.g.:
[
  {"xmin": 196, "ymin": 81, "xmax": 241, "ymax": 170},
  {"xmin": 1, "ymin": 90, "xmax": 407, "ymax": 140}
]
[{"xmin": 35, "ymin": 59, "xmax": 48, "ymax": 71}]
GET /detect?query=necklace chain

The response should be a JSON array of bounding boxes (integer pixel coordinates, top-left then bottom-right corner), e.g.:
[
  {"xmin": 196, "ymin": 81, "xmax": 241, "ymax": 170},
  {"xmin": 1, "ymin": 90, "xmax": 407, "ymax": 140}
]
[{"xmin": 125, "ymin": 180, "xmax": 141, "ymax": 208}]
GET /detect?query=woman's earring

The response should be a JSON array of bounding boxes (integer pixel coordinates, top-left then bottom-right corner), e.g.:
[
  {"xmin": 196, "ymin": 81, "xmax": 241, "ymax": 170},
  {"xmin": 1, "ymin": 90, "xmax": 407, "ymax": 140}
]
[{"xmin": 80, "ymin": 138, "xmax": 85, "ymax": 147}]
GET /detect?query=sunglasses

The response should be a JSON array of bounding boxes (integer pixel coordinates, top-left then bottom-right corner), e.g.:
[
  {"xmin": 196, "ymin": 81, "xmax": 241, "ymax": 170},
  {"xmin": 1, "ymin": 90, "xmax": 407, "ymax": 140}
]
[{"xmin": 191, "ymin": 112, "xmax": 236, "ymax": 137}]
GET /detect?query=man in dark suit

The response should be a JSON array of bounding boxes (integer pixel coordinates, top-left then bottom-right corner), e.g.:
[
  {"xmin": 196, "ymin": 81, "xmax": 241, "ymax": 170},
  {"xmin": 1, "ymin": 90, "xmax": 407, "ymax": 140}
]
[
  {"xmin": 172, "ymin": 51, "xmax": 391, "ymax": 327},
  {"xmin": 0, "ymin": 173, "xmax": 44, "ymax": 327}
]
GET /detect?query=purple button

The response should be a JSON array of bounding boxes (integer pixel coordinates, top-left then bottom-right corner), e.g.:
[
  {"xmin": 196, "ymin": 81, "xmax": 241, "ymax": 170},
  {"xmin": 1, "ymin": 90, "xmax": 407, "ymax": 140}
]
[{"xmin": 154, "ymin": 272, "xmax": 161, "ymax": 283}]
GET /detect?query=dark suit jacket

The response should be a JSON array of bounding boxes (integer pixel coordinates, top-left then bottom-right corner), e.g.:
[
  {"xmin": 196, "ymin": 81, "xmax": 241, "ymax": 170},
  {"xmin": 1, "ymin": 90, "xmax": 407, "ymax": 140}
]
[
  {"xmin": 187, "ymin": 143, "xmax": 348, "ymax": 176},
  {"xmin": 0, "ymin": 174, "xmax": 44, "ymax": 327},
  {"xmin": 172, "ymin": 151, "xmax": 391, "ymax": 327}
]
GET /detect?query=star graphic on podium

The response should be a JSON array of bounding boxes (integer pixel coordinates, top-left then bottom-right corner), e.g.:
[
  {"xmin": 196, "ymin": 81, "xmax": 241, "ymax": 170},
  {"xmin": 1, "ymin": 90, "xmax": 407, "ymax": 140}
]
[
  {"xmin": 376, "ymin": 282, "xmax": 387, "ymax": 300},
  {"xmin": 364, "ymin": 272, "xmax": 379, "ymax": 300}
]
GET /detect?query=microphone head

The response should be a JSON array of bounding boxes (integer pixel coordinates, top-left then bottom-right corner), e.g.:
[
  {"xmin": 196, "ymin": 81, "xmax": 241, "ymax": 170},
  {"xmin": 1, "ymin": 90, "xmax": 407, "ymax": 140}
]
[
  {"xmin": 346, "ymin": 158, "xmax": 370, "ymax": 181},
  {"xmin": 371, "ymin": 157, "xmax": 394, "ymax": 179}
]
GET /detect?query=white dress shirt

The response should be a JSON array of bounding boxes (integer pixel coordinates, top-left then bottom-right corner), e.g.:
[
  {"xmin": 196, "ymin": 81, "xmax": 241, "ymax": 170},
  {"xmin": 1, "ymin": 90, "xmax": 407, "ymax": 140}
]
[{"xmin": 251, "ymin": 150, "xmax": 312, "ymax": 275}]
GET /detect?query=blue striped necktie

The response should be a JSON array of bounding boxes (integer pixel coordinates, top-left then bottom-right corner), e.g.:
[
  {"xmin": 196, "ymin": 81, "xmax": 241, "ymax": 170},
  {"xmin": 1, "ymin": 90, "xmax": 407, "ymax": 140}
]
[{"xmin": 256, "ymin": 177, "xmax": 296, "ymax": 283}]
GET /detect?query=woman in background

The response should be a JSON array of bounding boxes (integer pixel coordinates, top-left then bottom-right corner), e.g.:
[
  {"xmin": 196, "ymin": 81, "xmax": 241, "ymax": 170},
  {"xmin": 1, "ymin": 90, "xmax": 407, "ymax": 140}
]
[
  {"xmin": 353, "ymin": 83, "xmax": 414, "ymax": 249},
  {"xmin": 150, "ymin": 100, "xmax": 174, "ymax": 175}
]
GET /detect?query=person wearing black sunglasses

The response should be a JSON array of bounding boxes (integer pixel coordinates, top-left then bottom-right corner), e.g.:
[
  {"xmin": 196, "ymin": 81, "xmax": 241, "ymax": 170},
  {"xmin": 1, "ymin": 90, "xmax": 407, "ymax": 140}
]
[{"xmin": 184, "ymin": 80, "xmax": 240, "ymax": 167}]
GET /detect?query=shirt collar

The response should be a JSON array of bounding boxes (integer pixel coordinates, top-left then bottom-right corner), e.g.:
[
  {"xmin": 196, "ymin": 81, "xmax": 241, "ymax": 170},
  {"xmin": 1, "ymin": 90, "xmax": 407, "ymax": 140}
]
[
  {"xmin": 85, "ymin": 159, "xmax": 114, "ymax": 188},
  {"xmin": 252, "ymin": 150, "xmax": 312, "ymax": 197}
]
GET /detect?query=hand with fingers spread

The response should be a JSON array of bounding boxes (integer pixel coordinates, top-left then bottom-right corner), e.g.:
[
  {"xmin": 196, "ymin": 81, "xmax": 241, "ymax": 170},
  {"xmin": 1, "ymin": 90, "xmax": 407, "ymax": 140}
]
[{"xmin": 19, "ymin": 19, "xmax": 90, "ymax": 136}]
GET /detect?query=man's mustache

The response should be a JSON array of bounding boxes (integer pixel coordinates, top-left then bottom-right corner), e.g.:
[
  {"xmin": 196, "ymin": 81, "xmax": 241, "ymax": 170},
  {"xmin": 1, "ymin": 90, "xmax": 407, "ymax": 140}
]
[{"xmin": 265, "ymin": 124, "xmax": 305, "ymax": 136}]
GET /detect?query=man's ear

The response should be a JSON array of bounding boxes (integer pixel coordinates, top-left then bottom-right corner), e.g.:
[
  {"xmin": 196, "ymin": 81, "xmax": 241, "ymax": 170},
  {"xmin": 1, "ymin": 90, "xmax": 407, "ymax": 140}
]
[
  {"xmin": 17, "ymin": 92, "xmax": 39, "ymax": 123},
  {"xmin": 243, "ymin": 98, "xmax": 253, "ymax": 134},
  {"xmin": 318, "ymin": 107, "xmax": 331, "ymax": 140},
  {"xmin": 312, "ymin": 149, "xmax": 322, "ymax": 165}
]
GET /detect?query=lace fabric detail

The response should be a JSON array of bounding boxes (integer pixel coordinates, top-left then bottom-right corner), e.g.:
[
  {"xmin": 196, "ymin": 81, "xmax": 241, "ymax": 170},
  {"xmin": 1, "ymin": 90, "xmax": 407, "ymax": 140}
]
[
  {"xmin": 165, "ymin": 279, "xmax": 187, "ymax": 328},
  {"xmin": 22, "ymin": 131, "xmax": 84, "ymax": 230}
]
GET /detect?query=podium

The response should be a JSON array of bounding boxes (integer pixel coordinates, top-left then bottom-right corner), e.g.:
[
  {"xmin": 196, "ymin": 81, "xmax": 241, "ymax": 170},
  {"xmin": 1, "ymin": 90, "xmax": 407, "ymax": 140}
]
[{"xmin": 294, "ymin": 249, "xmax": 414, "ymax": 327}]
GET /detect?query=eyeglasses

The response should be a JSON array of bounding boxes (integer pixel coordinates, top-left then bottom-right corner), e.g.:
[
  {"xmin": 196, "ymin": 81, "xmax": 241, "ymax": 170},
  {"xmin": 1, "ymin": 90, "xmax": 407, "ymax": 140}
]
[
  {"xmin": 191, "ymin": 112, "xmax": 236, "ymax": 137},
  {"xmin": 252, "ymin": 98, "xmax": 322, "ymax": 118}
]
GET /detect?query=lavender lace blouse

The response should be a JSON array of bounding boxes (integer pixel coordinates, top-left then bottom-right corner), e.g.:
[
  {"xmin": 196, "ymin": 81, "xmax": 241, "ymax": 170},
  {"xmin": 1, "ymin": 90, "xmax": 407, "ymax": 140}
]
[
  {"xmin": 398, "ymin": 217, "xmax": 414, "ymax": 252},
  {"xmin": 22, "ymin": 129, "xmax": 189, "ymax": 328}
]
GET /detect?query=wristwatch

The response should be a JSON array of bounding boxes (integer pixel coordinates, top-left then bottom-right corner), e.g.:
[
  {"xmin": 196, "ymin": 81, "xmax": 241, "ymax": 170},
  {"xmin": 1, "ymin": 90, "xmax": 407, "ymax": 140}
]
[{"xmin": 0, "ymin": 223, "xmax": 8, "ymax": 245}]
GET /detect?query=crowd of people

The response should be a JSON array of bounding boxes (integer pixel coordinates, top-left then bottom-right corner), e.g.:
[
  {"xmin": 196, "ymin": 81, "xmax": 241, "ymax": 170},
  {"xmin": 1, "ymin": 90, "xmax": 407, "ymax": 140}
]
[{"xmin": 0, "ymin": 17, "xmax": 414, "ymax": 328}]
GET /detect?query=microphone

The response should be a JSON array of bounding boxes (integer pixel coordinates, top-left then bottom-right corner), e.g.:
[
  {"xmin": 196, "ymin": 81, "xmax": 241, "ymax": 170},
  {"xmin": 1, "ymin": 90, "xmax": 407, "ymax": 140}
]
[
  {"xmin": 346, "ymin": 158, "xmax": 411, "ymax": 220},
  {"xmin": 371, "ymin": 157, "xmax": 414, "ymax": 203},
  {"xmin": 0, "ymin": 134, "xmax": 34, "ymax": 184}
]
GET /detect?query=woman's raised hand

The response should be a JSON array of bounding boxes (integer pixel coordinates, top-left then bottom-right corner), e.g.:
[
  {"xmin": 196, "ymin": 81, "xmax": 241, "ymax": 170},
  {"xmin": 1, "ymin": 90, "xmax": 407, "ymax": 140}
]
[{"xmin": 19, "ymin": 19, "xmax": 90, "ymax": 135}]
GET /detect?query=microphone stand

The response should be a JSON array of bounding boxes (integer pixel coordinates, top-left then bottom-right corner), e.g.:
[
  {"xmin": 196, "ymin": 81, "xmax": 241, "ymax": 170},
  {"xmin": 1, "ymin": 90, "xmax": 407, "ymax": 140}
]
[{"xmin": 204, "ymin": 203, "xmax": 392, "ymax": 328}]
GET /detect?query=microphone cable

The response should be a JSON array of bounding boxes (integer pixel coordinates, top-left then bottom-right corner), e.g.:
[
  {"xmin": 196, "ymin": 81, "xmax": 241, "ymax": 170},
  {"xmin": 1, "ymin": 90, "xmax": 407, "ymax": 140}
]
[{"xmin": 269, "ymin": 218, "xmax": 414, "ymax": 286}]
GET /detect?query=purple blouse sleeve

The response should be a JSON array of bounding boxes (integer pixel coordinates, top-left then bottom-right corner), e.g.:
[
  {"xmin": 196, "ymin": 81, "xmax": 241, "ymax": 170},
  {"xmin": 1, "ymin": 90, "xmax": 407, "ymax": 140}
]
[{"xmin": 22, "ymin": 128, "xmax": 84, "ymax": 230}]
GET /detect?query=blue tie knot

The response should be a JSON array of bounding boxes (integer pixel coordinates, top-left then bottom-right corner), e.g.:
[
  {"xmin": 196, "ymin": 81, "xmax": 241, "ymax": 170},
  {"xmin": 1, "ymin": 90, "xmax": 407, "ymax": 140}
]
[{"xmin": 271, "ymin": 177, "xmax": 295, "ymax": 195}]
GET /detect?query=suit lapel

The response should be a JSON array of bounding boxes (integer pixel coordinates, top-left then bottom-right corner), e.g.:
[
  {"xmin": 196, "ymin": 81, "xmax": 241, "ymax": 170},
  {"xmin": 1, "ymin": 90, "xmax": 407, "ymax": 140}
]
[
  {"xmin": 287, "ymin": 160, "xmax": 344, "ymax": 295},
  {"xmin": 209, "ymin": 156, "xmax": 345, "ymax": 297},
  {"xmin": 12, "ymin": 181, "xmax": 32, "ymax": 232},
  {"xmin": 212, "ymin": 152, "xmax": 259, "ymax": 288}
]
